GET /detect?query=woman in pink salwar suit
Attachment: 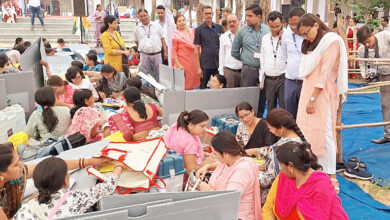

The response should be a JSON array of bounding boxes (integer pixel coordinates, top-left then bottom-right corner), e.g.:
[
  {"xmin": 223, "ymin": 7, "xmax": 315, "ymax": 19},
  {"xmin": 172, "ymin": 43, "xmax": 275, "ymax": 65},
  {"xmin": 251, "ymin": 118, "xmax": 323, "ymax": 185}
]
[
  {"xmin": 196, "ymin": 131, "xmax": 262, "ymax": 220},
  {"xmin": 93, "ymin": 4, "xmax": 106, "ymax": 46},
  {"xmin": 172, "ymin": 14, "xmax": 200, "ymax": 90},
  {"xmin": 296, "ymin": 14, "xmax": 348, "ymax": 190}
]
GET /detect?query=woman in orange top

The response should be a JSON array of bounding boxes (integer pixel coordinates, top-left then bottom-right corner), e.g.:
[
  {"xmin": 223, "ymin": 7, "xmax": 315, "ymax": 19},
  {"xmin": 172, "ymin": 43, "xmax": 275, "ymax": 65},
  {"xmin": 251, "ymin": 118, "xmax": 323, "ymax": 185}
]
[
  {"xmin": 100, "ymin": 15, "xmax": 130, "ymax": 76},
  {"xmin": 262, "ymin": 142, "xmax": 348, "ymax": 220}
]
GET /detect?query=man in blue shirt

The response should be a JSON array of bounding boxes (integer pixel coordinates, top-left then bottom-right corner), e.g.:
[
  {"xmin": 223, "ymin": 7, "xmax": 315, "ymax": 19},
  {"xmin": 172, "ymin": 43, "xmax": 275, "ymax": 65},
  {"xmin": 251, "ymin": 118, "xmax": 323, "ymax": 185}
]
[
  {"xmin": 194, "ymin": 5, "xmax": 224, "ymax": 89},
  {"xmin": 281, "ymin": 7, "xmax": 305, "ymax": 118},
  {"xmin": 231, "ymin": 4, "xmax": 270, "ymax": 117}
]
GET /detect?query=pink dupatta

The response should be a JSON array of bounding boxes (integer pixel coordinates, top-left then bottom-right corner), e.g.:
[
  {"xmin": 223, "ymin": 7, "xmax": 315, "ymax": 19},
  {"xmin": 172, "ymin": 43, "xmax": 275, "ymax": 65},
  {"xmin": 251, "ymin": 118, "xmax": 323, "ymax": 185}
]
[
  {"xmin": 172, "ymin": 28, "xmax": 195, "ymax": 50},
  {"xmin": 276, "ymin": 171, "xmax": 348, "ymax": 220}
]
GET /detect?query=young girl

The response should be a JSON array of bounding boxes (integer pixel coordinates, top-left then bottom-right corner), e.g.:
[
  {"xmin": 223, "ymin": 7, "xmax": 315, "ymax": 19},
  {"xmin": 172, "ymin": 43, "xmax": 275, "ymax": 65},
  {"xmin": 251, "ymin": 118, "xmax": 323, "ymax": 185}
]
[
  {"xmin": 67, "ymin": 89, "xmax": 107, "ymax": 143},
  {"xmin": 24, "ymin": 87, "xmax": 71, "ymax": 143},
  {"xmin": 83, "ymin": 54, "xmax": 102, "ymax": 82},
  {"xmin": 47, "ymin": 75, "xmax": 76, "ymax": 108},
  {"xmin": 129, "ymin": 46, "xmax": 140, "ymax": 67},
  {"xmin": 13, "ymin": 157, "xmax": 124, "ymax": 219},
  {"xmin": 65, "ymin": 66, "xmax": 99, "ymax": 100}
]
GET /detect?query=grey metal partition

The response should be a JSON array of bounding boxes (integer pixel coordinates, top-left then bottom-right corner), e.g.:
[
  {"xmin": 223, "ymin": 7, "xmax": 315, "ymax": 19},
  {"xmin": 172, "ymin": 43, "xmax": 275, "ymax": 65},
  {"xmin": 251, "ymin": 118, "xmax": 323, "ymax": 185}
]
[
  {"xmin": 162, "ymin": 87, "xmax": 260, "ymax": 126},
  {"xmin": 0, "ymin": 79, "xmax": 6, "ymax": 110},
  {"xmin": 0, "ymin": 71, "xmax": 36, "ymax": 117}
]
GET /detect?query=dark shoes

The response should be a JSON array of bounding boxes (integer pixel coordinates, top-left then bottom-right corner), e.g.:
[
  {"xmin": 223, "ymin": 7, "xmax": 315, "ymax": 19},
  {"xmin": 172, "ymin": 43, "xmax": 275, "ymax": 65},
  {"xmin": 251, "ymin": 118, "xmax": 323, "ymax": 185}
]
[
  {"xmin": 371, "ymin": 137, "xmax": 390, "ymax": 144},
  {"xmin": 343, "ymin": 162, "xmax": 373, "ymax": 180}
]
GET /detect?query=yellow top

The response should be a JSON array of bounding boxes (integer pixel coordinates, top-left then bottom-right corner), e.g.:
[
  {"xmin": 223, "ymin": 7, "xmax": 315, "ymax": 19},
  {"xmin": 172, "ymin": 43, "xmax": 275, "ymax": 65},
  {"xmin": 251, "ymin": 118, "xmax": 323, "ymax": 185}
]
[
  {"xmin": 262, "ymin": 174, "xmax": 305, "ymax": 220},
  {"xmin": 101, "ymin": 31, "xmax": 125, "ymax": 72}
]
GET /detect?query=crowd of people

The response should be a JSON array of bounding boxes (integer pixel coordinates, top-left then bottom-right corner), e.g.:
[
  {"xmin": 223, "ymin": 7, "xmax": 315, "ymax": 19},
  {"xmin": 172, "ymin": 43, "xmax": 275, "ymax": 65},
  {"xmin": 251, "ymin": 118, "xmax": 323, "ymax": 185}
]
[{"xmin": 1, "ymin": 2, "xmax": 390, "ymax": 220}]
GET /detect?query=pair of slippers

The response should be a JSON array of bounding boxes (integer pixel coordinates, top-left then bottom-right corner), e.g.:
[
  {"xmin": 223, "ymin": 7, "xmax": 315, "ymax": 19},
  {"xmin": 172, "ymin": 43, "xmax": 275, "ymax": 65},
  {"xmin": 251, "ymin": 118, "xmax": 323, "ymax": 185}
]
[
  {"xmin": 336, "ymin": 157, "xmax": 366, "ymax": 172},
  {"xmin": 348, "ymin": 157, "xmax": 366, "ymax": 171}
]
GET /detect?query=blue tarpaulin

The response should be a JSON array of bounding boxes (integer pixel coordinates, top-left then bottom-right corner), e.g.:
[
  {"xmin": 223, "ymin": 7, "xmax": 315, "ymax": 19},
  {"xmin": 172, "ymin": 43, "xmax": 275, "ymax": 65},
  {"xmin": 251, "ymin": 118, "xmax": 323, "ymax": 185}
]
[{"xmin": 339, "ymin": 83, "xmax": 390, "ymax": 219}]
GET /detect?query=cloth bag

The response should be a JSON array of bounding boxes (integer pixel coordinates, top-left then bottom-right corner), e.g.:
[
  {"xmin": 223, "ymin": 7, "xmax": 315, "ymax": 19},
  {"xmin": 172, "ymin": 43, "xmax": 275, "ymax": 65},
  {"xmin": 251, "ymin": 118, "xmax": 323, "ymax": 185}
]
[{"xmin": 87, "ymin": 138, "xmax": 168, "ymax": 194}]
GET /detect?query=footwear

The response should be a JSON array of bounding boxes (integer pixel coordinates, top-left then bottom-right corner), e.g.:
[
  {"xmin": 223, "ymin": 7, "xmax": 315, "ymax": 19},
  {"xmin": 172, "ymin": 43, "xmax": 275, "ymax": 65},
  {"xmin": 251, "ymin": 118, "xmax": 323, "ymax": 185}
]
[
  {"xmin": 42, "ymin": 25, "xmax": 46, "ymax": 31},
  {"xmin": 336, "ymin": 162, "xmax": 346, "ymax": 172},
  {"xmin": 371, "ymin": 137, "xmax": 390, "ymax": 144},
  {"xmin": 30, "ymin": 26, "xmax": 35, "ymax": 31},
  {"xmin": 344, "ymin": 162, "xmax": 373, "ymax": 180}
]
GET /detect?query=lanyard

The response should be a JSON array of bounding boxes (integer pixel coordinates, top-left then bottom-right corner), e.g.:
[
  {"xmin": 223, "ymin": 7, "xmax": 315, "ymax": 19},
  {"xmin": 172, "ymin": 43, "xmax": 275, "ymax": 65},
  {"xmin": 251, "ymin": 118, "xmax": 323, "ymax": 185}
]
[
  {"xmin": 292, "ymin": 33, "xmax": 298, "ymax": 49},
  {"xmin": 142, "ymin": 25, "xmax": 151, "ymax": 38},
  {"xmin": 228, "ymin": 33, "xmax": 233, "ymax": 44},
  {"xmin": 210, "ymin": 25, "xmax": 220, "ymax": 37},
  {"xmin": 270, "ymin": 35, "xmax": 280, "ymax": 60},
  {"xmin": 250, "ymin": 26, "xmax": 262, "ymax": 48},
  {"xmin": 158, "ymin": 20, "xmax": 165, "ymax": 27}
]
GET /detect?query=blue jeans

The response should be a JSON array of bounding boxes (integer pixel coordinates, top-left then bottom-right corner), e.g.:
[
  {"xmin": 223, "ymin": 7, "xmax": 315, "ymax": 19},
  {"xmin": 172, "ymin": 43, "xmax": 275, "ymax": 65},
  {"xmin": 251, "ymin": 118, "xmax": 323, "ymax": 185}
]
[{"xmin": 29, "ymin": 6, "xmax": 44, "ymax": 26}]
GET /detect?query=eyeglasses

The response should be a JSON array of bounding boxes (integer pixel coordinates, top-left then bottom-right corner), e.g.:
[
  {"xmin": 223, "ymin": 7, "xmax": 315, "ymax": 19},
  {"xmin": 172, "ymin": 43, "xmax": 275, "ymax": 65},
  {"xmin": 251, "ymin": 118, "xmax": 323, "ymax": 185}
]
[
  {"xmin": 238, "ymin": 112, "xmax": 252, "ymax": 120},
  {"xmin": 301, "ymin": 26, "xmax": 312, "ymax": 38}
]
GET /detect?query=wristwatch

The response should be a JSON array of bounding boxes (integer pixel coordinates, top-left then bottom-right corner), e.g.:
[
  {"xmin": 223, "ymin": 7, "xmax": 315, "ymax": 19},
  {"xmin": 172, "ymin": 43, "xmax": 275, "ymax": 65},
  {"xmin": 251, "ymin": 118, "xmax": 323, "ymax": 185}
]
[{"xmin": 310, "ymin": 97, "xmax": 316, "ymax": 102}]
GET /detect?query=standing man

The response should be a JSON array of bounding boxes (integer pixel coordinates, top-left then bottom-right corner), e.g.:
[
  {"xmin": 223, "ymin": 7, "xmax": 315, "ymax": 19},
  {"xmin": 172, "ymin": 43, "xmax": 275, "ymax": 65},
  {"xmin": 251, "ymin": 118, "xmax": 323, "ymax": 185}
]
[
  {"xmin": 27, "ymin": 0, "xmax": 45, "ymax": 30},
  {"xmin": 381, "ymin": 16, "xmax": 389, "ymax": 32},
  {"xmin": 232, "ymin": 4, "xmax": 270, "ymax": 116},
  {"xmin": 221, "ymin": 7, "xmax": 232, "ymax": 20},
  {"xmin": 357, "ymin": 26, "xmax": 390, "ymax": 144},
  {"xmin": 218, "ymin": 14, "xmax": 243, "ymax": 87},
  {"xmin": 281, "ymin": 7, "xmax": 305, "ymax": 118},
  {"xmin": 194, "ymin": 5, "xmax": 224, "ymax": 89},
  {"xmin": 156, "ymin": 5, "xmax": 168, "ymax": 65},
  {"xmin": 260, "ymin": 11, "xmax": 286, "ymax": 112},
  {"xmin": 134, "ymin": 9, "xmax": 168, "ymax": 82}
]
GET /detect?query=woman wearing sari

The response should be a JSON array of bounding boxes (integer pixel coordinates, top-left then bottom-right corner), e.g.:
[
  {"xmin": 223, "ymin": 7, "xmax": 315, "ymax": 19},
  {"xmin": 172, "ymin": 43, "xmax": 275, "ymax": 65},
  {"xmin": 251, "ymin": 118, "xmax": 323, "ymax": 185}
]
[
  {"xmin": 346, "ymin": 17, "xmax": 359, "ymax": 69},
  {"xmin": 262, "ymin": 141, "xmax": 348, "ymax": 220},
  {"xmin": 172, "ymin": 14, "xmax": 200, "ymax": 90},
  {"xmin": 93, "ymin": 4, "xmax": 106, "ymax": 47},
  {"xmin": 235, "ymin": 102, "xmax": 278, "ymax": 150}
]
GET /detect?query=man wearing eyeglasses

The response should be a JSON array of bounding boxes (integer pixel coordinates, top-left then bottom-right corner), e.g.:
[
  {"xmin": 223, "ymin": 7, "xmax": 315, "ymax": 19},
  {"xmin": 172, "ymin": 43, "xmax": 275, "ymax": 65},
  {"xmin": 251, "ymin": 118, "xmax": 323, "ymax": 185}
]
[
  {"xmin": 218, "ymin": 14, "xmax": 243, "ymax": 88},
  {"xmin": 357, "ymin": 25, "xmax": 390, "ymax": 144},
  {"xmin": 281, "ymin": 7, "xmax": 305, "ymax": 118}
]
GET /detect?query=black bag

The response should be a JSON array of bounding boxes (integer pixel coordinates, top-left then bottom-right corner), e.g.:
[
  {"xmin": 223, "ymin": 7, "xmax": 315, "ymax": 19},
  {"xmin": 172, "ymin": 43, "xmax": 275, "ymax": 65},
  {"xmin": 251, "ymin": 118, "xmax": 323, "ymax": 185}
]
[
  {"xmin": 67, "ymin": 132, "xmax": 87, "ymax": 149},
  {"xmin": 111, "ymin": 33, "xmax": 130, "ymax": 77}
]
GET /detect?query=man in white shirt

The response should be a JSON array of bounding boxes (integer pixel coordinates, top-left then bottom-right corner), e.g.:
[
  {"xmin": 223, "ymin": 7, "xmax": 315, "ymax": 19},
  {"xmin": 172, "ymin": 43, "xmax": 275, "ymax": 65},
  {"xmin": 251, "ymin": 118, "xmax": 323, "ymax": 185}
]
[
  {"xmin": 218, "ymin": 14, "xmax": 243, "ymax": 87},
  {"xmin": 134, "ymin": 9, "xmax": 168, "ymax": 82},
  {"xmin": 281, "ymin": 7, "xmax": 305, "ymax": 118},
  {"xmin": 381, "ymin": 16, "xmax": 389, "ymax": 32},
  {"xmin": 26, "ymin": 0, "xmax": 45, "ymax": 30},
  {"xmin": 260, "ymin": 11, "xmax": 286, "ymax": 111},
  {"xmin": 156, "ymin": 5, "xmax": 168, "ymax": 65}
]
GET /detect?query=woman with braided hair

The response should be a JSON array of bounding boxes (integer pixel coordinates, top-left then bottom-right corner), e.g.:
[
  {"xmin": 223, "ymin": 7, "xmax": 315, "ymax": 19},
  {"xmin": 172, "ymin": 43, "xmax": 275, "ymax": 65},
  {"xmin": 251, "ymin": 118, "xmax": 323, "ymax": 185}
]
[{"xmin": 246, "ymin": 108, "xmax": 307, "ymax": 204}]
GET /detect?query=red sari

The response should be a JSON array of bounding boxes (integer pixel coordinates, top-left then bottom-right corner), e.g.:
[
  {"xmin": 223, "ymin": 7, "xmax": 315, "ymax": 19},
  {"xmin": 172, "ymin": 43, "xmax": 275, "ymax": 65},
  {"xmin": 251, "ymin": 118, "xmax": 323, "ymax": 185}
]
[{"xmin": 172, "ymin": 28, "xmax": 200, "ymax": 90}]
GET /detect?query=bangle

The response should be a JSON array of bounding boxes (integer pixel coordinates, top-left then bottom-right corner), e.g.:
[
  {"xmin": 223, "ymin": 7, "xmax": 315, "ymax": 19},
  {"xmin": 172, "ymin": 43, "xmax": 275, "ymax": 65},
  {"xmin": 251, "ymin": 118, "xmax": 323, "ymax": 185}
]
[
  {"xmin": 81, "ymin": 158, "xmax": 85, "ymax": 169},
  {"xmin": 78, "ymin": 158, "xmax": 82, "ymax": 169}
]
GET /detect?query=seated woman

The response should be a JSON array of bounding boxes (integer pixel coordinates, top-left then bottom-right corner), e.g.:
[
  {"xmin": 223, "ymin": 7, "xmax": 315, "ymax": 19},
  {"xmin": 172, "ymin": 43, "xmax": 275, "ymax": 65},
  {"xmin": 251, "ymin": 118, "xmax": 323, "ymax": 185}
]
[
  {"xmin": 262, "ymin": 142, "xmax": 348, "ymax": 220},
  {"xmin": 67, "ymin": 89, "xmax": 107, "ymax": 143},
  {"xmin": 13, "ymin": 156, "xmax": 123, "ymax": 219},
  {"xmin": 125, "ymin": 77, "xmax": 162, "ymax": 108},
  {"xmin": 25, "ymin": 87, "xmax": 71, "ymax": 143},
  {"xmin": 65, "ymin": 66, "xmax": 99, "ymax": 101},
  {"xmin": 196, "ymin": 131, "xmax": 261, "ymax": 220},
  {"xmin": 163, "ymin": 110, "xmax": 212, "ymax": 174},
  {"xmin": 209, "ymin": 74, "xmax": 226, "ymax": 89},
  {"xmin": 108, "ymin": 87, "xmax": 162, "ymax": 141},
  {"xmin": 0, "ymin": 143, "xmax": 109, "ymax": 219},
  {"xmin": 246, "ymin": 108, "xmax": 306, "ymax": 205},
  {"xmin": 47, "ymin": 75, "xmax": 76, "ymax": 108},
  {"xmin": 96, "ymin": 64, "xmax": 127, "ymax": 100},
  {"xmin": 235, "ymin": 102, "xmax": 277, "ymax": 150},
  {"xmin": 83, "ymin": 53, "xmax": 103, "ymax": 82}
]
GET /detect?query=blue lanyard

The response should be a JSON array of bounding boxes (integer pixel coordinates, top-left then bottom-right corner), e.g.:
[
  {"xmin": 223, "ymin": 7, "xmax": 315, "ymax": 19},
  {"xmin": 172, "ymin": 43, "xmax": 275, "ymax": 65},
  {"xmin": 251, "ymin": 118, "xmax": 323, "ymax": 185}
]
[
  {"xmin": 250, "ymin": 26, "xmax": 262, "ymax": 48},
  {"xmin": 210, "ymin": 25, "xmax": 220, "ymax": 36},
  {"xmin": 270, "ymin": 35, "xmax": 280, "ymax": 60},
  {"xmin": 143, "ymin": 25, "xmax": 151, "ymax": 38},
  {"xmin": 292, "ymin": 33, "xmax": 298, "ymax": 49}
]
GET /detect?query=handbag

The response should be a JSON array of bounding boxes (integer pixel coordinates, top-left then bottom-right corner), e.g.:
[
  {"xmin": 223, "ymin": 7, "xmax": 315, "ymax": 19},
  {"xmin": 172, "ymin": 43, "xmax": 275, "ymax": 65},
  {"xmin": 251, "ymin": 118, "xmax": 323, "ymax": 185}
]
[
  {"xmin": 110, "ymin": 32, "xmax": 130, "ymax": 77},
  {"xmin": 87, "ymin": 138, "xmax": 168, "ymax": 194}
]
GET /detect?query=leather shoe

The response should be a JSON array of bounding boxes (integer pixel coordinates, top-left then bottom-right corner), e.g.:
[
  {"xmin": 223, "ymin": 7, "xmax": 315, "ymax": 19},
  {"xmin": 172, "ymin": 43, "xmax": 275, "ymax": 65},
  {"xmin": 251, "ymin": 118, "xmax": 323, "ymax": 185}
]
[{"xmin": 371, "ymin": 137, "xmax": 390, "ymax": 144}]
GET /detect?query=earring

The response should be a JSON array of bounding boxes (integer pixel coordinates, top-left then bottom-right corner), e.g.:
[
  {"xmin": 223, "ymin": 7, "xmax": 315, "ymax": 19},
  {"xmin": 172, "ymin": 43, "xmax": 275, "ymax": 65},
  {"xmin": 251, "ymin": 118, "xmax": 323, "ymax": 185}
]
[{"xmin": 0, "ymin": 176, "xmax": 4, "ymax": 183}]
